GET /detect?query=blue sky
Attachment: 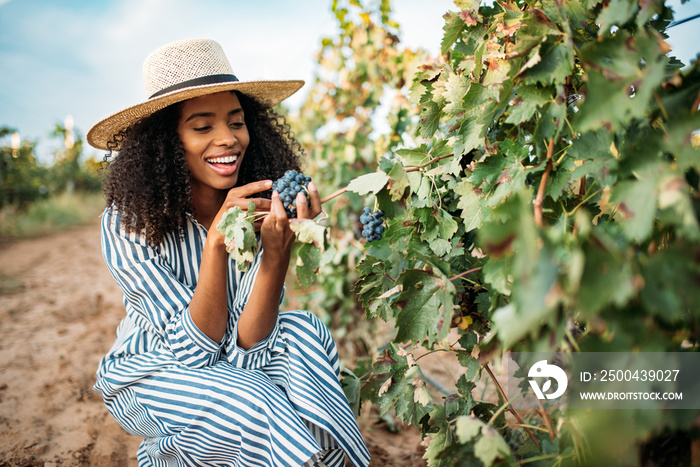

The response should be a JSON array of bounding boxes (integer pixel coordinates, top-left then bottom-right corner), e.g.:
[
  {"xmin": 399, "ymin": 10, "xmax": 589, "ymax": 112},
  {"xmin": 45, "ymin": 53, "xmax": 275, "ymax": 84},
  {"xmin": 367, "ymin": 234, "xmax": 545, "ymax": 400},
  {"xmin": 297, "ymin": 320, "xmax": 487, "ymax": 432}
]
[{"xmin": 0, "ymin": 0, "xmax": 698, "ymax": 163}]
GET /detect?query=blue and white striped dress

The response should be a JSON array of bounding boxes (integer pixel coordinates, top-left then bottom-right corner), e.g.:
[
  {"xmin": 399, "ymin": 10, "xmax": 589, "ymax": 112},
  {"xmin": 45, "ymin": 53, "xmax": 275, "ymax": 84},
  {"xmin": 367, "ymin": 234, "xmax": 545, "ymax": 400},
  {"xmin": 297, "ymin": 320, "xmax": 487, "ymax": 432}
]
[{"xmin": 94, "ymin": 209, "xmax": 371, "ymax": 467}]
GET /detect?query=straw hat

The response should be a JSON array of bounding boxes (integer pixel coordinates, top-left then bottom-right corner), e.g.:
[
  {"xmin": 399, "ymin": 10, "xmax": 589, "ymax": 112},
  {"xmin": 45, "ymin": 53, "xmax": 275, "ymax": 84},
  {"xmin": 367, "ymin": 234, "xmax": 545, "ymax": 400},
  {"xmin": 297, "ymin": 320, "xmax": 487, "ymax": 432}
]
[{"xmin": 87, "ymin": 38, "xmax": 304, "ymax": 150}]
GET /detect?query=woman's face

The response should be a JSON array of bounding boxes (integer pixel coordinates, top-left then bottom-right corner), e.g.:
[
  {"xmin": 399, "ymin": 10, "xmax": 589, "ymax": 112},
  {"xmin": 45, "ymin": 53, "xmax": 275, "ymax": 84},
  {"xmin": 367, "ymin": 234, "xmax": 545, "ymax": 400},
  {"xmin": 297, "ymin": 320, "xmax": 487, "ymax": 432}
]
[{"xmin": 177, "ymin": 91, "xmax": 250, "ymax": 194}]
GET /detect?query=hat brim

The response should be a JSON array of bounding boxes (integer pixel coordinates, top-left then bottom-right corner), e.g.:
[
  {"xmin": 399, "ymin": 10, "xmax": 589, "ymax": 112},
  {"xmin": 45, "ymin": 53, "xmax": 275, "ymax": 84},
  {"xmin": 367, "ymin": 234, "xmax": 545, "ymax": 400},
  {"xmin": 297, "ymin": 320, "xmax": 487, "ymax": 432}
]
[{"xmin": 87, "ymin": 79, "xmax": 304, "ymax": 150}]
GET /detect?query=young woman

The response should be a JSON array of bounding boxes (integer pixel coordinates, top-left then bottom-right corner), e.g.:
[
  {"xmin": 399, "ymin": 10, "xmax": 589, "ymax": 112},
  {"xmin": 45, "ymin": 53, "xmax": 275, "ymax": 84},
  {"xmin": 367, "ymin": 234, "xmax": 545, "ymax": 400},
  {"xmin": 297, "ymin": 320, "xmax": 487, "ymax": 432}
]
[{"xmin": 87, "ymin": 38, "xmax": 370, "ymax": 467}]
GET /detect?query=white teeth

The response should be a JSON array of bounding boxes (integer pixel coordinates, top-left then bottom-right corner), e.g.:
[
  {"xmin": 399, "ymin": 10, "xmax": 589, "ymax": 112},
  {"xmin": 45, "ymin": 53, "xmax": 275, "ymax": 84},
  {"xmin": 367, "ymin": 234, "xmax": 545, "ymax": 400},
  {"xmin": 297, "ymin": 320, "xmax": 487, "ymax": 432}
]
[{"xmin": 207, "ymin": 156, "xmax": 237, "ymax": 164}]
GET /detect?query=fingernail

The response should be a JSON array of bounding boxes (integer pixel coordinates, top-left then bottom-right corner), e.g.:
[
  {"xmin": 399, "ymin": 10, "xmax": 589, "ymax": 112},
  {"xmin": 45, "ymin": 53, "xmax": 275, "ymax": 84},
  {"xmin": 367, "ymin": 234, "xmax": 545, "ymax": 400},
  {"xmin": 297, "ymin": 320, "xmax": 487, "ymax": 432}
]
[{"xmin": 309, "ymin": 182, "xmax": 316, "ymax": 191}]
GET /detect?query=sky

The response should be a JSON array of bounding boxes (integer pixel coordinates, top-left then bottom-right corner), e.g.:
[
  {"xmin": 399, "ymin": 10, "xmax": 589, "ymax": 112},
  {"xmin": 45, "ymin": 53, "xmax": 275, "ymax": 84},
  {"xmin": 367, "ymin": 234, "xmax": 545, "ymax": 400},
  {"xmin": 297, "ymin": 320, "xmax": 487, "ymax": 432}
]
[{"xmin": 0, "ymin": 0, "xmax": 698, "ymax": 164}]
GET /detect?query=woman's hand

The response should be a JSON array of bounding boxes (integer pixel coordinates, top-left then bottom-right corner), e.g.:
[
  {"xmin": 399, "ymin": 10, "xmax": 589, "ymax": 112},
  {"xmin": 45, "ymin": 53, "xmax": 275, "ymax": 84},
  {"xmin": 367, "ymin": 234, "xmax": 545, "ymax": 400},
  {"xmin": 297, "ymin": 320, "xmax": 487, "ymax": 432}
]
[
  {"xmin": 260, "ymin": 182, "xmax": 322, "ymax": 258},
  {"xmin": 208, "ymin": 180, "xmax": 273, "ymax": 247}
]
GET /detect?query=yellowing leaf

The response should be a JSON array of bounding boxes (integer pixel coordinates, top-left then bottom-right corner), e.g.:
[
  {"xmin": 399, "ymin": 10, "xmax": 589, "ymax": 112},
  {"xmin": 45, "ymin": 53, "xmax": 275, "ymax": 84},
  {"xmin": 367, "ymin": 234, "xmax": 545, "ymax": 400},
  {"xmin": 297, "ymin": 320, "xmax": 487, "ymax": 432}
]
[
  {"xmin": 378, "ymin": 376, "xmax": 392, "ymax": 396},
  {"xmin": 289, "ymin": 219, "xmax": 327, "ymax": 250},
  {"xmin": 458, "ymin": 315, "xmax": 473, "ymax": 330},
  {"xmin": 412, "ymin": 376, "xmax": 431, "ymax": 406}
]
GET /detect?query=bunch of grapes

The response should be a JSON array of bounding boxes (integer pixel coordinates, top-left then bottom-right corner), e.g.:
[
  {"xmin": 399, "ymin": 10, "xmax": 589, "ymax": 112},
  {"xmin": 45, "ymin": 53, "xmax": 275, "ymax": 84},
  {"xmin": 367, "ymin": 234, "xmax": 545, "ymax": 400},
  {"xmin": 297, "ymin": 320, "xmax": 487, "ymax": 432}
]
[
  {"xmin": 272, "ymin": 170, "xmax": 312, "ymax": 218},
  {"xmin": 360, "ymin": 207, "xmax": 385, "ymax": 242}
]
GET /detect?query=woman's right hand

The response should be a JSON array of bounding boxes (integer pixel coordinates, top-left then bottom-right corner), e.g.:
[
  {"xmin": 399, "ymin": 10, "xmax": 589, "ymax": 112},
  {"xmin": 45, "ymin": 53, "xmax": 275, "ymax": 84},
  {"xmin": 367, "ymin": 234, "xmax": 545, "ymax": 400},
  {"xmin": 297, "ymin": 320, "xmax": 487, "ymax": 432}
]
[{"xmin": 208, "ymin": 180, "xmax": 273, "ymax": 248}]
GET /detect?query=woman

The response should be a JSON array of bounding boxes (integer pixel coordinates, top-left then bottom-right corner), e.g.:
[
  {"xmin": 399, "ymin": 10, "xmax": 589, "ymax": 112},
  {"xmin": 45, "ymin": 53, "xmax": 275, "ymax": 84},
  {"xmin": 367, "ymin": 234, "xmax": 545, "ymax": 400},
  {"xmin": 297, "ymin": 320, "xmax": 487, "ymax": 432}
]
[{"xmin": 87, "ymin": 38, "xmax": 370, "ymax": 467}]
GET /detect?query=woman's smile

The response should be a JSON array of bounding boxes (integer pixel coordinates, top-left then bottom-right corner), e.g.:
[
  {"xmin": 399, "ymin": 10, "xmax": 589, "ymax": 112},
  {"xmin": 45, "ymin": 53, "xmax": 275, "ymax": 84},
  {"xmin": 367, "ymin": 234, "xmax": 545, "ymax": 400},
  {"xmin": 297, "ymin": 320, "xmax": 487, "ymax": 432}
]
[{"xmin": 204, "ymin": 149, "xmax": 240, "ymax": 176}]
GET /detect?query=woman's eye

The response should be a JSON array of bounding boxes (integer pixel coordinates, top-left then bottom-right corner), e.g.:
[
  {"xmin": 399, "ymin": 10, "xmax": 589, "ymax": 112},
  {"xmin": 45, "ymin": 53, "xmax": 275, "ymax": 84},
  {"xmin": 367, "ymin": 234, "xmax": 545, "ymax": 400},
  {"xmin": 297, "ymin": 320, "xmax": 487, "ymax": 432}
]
[
  {"xmin": 193, "ymin": 126, "xmax": 211, "ymax": 132},
  {"xmin": 230, "ymin": 122, "xmax": 245, "ymax": 128}
]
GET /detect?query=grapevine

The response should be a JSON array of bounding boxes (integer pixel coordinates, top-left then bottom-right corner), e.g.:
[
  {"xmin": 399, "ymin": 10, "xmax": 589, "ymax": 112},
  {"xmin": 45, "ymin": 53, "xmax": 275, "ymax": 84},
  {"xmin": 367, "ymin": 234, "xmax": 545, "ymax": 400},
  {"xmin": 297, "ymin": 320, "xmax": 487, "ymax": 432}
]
[{"xmin": 218, "ymin": 1, "xmax": 700, "ymax": 465}]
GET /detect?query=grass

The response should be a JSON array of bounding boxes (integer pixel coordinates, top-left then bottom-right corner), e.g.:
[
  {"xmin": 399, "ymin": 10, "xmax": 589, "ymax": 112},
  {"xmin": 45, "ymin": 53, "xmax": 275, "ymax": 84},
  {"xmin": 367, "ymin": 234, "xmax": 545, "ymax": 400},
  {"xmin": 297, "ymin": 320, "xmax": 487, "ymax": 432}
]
[{"xmin": 0, "ymin": 191, "xmax": 105, "ymax": 240}]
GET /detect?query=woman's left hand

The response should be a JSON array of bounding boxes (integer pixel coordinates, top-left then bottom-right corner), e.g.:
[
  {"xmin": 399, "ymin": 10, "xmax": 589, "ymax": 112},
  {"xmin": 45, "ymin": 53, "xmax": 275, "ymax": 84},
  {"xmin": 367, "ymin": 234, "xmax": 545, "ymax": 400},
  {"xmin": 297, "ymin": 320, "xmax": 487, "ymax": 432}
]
[{"xmin": 260, "ymin": 182, "xmax": 322, "ymax": 257}]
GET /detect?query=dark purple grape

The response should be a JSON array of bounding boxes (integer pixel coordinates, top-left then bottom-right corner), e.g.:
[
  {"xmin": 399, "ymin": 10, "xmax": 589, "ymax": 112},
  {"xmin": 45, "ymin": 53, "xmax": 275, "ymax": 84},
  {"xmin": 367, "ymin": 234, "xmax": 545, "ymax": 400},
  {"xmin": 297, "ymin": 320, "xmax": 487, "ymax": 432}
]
[
  {"xmin": 360, "ymin": 208, "xmax": 385, "ymax": 242},
  {"xmin": 273, "ymin": 170, "xmax": 312, "ymax": 218}
]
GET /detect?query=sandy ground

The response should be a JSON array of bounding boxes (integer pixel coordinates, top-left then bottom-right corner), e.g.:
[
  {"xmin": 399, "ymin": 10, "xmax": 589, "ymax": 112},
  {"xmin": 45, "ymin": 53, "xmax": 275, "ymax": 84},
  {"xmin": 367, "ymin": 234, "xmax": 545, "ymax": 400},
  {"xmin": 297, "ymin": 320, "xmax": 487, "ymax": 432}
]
[{"xmin": 0, "ymin": 221, "xmax": 427, "ymax": 466}]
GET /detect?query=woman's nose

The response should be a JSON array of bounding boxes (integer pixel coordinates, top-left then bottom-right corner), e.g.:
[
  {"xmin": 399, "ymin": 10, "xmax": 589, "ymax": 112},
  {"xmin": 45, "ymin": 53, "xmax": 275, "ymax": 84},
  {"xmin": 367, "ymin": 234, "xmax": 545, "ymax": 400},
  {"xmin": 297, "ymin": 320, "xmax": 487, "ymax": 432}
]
[{"xmin": 214, "ymin": 125, "xmax": 236, "ymax": 146}]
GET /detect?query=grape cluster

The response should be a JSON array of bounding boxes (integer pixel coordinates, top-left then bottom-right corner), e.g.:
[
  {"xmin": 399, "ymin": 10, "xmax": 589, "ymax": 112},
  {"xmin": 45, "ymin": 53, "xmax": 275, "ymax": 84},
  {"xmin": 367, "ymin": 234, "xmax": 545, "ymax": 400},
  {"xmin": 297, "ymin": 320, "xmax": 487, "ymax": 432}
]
[
  {"xmin": 360, "ymin": 207, "xmax": 385, "ymax": 242},
  {"xmin": 272, "ymin": 170, "xmax": 312, "ymax": 218}
]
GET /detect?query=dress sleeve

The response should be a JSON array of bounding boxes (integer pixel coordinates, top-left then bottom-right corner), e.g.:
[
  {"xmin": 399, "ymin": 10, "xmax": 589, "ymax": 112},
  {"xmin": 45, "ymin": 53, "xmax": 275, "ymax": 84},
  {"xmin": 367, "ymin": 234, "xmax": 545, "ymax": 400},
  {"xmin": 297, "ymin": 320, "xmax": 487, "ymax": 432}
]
[
  {"xmin": 223, "ymin": 246, "xmax": 286, "ymax": 369},
  {"xmin": 101, "ymin": 209, "xmax": 222, "ymax": 368}
]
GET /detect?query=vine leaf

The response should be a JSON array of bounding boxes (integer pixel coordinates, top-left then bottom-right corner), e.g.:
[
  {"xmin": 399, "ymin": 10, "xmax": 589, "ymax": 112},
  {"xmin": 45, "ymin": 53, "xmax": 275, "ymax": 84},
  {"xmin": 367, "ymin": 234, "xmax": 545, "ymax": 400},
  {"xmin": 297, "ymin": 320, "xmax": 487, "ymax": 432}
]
[
  {"xmin": 376, "ymin": 344, "xmax": 432, "ymax": 425},
  {"xmin": 474, "ymin": 425, "xmax": 516, "ymax": 466},
  {"xmin": 455, "ymin": 179, "xmax": 482, "ymax": 231},
  {"xmin": 346, "ymin": 171, "xmax": 390, "ymax": 196},
  {"xmin": 610, "ymin": 172, "xmax": 658, "ymax": 243},
  {"xmin": 393, "ymin": 269, "xmax": 456, "ymax": 344},
  {"xmin": 289, "ymin": 219, "xmax": 327, "ymax": 250},
  {"xmin": 455, "ymin": 416, "xmax": 482, "ymax": 443},
  {"xmin": 295, "ymin": 243, "xmax": 322, "ymax": 289},
  {"xmin": 441, "ymin": 12, "xmax": 466, "ymax": 55},
  {"xmin": 216, "ymin": 202, "xmax": 258, "ymax": 272}
]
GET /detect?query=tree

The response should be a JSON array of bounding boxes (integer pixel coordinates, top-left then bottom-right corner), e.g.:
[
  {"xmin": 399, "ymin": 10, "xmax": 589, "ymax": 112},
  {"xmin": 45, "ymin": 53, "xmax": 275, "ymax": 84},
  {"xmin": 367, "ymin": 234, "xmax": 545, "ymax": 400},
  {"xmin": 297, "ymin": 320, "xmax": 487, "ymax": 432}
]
[{"xmin": 0, "ymin": 127, "xmax": 47, "ymax": 210}]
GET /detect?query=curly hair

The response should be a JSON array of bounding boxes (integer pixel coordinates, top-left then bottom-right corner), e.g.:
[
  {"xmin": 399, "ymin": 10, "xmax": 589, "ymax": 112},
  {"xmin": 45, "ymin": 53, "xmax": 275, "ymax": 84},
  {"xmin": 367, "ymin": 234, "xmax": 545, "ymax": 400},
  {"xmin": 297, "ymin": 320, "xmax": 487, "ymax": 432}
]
[{"xmin": 102, "ymin": 91, "xmax": 304, "ymax": 245}]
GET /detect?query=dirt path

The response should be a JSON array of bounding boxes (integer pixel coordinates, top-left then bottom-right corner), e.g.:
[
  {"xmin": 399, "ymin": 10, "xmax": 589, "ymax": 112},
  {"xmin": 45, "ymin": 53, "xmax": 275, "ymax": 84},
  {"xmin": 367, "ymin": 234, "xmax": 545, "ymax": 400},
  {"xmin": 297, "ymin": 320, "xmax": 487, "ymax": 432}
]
[{"xmin": 0, "ymin": 221, "xmax": 425, "ymax": 466}]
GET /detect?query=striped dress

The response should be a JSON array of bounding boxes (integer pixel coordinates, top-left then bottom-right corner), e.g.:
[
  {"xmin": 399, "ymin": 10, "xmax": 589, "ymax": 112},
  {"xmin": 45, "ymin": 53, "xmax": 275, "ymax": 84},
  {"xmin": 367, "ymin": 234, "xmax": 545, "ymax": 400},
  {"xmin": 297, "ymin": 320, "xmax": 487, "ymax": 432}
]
[{"xmin": 94, "ymin": 209, "xmax": 371, "ymax": 467}]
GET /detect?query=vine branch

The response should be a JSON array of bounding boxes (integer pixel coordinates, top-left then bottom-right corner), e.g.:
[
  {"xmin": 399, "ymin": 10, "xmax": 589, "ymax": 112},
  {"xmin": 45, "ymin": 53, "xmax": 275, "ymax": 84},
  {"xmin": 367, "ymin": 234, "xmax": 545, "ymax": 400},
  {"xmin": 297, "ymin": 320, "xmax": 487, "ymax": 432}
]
[
  {"xmin": 534, "ymin": 138, "xmax": 555, "ymax": 228},
  {"xmin": 483, "ymin": 363, "xmax": 541, "ymax": 451},
  {"xmin": 534, "ymin": 396, "xmax": 556, "ymax": 441},
  {"xmin": 449, "ymin": 267, "xmax": 482, "ymax": 282}
]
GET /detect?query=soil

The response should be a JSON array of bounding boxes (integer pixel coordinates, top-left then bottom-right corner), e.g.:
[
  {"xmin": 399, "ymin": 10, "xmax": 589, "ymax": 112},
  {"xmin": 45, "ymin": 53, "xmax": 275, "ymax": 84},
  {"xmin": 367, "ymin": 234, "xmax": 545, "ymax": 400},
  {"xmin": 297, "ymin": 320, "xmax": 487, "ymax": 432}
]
[{"xmin": 0, "ymin": 221, "xmax": 427, "ymax": 466}]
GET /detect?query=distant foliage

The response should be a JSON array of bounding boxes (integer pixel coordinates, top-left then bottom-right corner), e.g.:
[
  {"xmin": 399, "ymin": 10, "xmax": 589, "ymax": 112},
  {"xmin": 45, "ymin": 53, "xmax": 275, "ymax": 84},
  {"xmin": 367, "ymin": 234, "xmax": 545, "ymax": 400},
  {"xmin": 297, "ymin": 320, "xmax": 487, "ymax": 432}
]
[
  {"xmin": 0, "ymin": 125, "xmax": 102, "ymax": 212},
  {"xmin": 291, "ymin": 0, "xmax": 700, "ymax": 465}
]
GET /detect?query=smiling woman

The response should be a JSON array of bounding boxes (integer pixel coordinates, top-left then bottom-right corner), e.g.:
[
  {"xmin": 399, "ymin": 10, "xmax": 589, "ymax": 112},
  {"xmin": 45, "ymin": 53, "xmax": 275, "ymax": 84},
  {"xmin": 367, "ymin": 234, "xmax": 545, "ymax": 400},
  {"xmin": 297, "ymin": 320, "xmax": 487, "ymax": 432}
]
[
  {"xmin": 88, "ymin": 38, "xmax": 370, "ymax": 467},
  {"xmin": 177, "ymin": 92, "xmax": 251, "ymax": 226}
]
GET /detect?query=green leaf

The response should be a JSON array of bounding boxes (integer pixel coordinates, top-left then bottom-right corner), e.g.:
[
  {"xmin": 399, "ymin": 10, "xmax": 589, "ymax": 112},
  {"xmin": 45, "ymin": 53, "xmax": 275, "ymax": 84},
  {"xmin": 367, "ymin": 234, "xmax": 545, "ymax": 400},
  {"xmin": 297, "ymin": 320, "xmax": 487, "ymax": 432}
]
[
  {"xmin": 505, "ymin": 85, "xmax": 553, "ymax": 125},
  {"xmin": 640, "ymin": 245, "xmax": 700, "ymax": 324},
  {"xmin": 456, "ymin": 352, "xmax": 480, "ymax": 381},
  {"xmin": 454, "ymin": 416, "xmax": 482, "ymax": 443},
  {"xmin": 596, "ymin": 0, "xmax": 638, "ymax": 34},
  {"xmin": 576, "ymin": 236, "xmax": 638, "ymax": 317},
  {"xmin": 346, "ymin": 171, "xmax": 390, "ymax": 196},
  {"xmin": 394, "ymin": 269, "xmax": 456, "ymax": 344},
  {"xmin": 482, "ymin": 256, "xmax": 511, "ymax": 295},
  {"xmin": 377, "ymin": 348, "xmax": 432, "ymax": 425},
  {"xmin": 443, "ymin": 72, "xmax": 470, "ymax": 114},
  {"xmin": 419, "ymin": 99, "xmax": 443, "ymax": 139},
  {"xmin": 492, "ymin": 246, "xmax": 560, "ymax": 348},
  {"xmin": 455, "ymin": 179, "xmax": 483, "ymax": 231},
  {"xmin": 386, "ymin": 159, "xmax": 409, "ymax": 201},
  {"xmin": 523, "ymin": 40, "xmax": 574, "ymax": 86},
  {"xmin": 474, "ymin": 425, "xmax": 515, "ymax": 466},
  {"xmin": 610, "ymin": 172, "xmax": 658, "ymax": 243},
  {"xmin": 340, "ymin": 369, "xmax": 361, "ymax": 418},
  {"xmin": 442, "ymin": 12, "xmax": 466, "ymax": 56},
  {"xmin": 452, "ymin": 83, "xmax": 500, "ymax": 157},
  {"xmin": 568, "ymin": 129, "xmax": 618, "ymax": 187},
  {"xmin": 574, "ymin": 30, "xmax": 667, "ymax": 133},
  {"xmin": 354, "ymin": 255, "xmax": 401, "ymax": 321},
  {"xmin": 295, "ymin": 243, "xmax": 322, "ymax": 289}
]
